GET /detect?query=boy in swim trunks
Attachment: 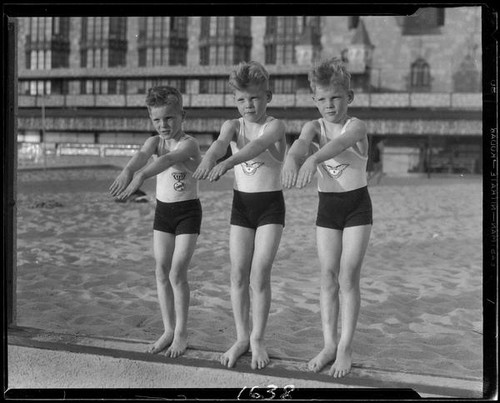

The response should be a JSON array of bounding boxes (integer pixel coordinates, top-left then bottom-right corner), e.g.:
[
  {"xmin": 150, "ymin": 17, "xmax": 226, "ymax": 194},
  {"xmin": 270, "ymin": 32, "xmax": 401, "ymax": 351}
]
[
  {"xmin": 282, "ymin": 58, "xmax": 372, "ymax": 378},
  {"xmin": 109, "ymin": 86, "xmax": 202, "ymax": 358},
  {"xmin": 193, "ymin": 61, "xmax": 286, "ymax": 370}
]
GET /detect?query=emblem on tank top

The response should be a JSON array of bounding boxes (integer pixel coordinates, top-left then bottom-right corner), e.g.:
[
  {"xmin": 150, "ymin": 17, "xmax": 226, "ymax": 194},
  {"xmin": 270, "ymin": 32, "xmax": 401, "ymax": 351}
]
[
  {"xmin": 172, "ymin": 172, "xmax": 186, "ymax": 191},
  {"xmin": 241, "ymin": 161, "xmax": 264, "ymax": 176},
  {"xmin": 321, "ymin": 163, "xmax": 349, "ymax": 179}
]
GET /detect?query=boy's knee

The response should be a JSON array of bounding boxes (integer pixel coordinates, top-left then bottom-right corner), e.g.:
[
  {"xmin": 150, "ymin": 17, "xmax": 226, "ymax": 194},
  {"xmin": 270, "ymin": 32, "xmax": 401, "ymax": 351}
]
[
  {"xmin": 169, "ymin": 270, "xmax": 188, "ymax": 287},
  {"xmin": 155, "ymin": 263, "xmax": 170, "ymax": 283},
  {"xmin": 230, "ymin": 272, "xmax": 249, "ymax": 289},
  {"xmin": 339, "ymin": 273, "xmax": 360, "ymax": 292},
  {"xmin": 321, "ymin": 271, "xmax": 339, "ymax": 290},
  {"xmin": 250, "ymin": 273, "xmax": 271, "ymax": 293}
]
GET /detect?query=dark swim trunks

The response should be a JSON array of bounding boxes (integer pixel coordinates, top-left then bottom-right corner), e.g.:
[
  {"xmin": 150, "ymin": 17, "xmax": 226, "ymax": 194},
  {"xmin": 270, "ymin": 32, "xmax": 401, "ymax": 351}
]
[
  {"xmin": 316, "ymin": 186, "xmax": 372, "ymax": 230},
  {"xmin": 230, "ymin": 189, "xmax": 285, "ymax": 229},
  {"xmin": 153, "ymin": 198, "xmax": 202, "ymax": 235}
]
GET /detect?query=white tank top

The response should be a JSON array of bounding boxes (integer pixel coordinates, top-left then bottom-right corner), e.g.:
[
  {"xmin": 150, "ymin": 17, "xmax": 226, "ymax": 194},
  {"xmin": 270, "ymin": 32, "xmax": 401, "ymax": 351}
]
[
  {"xmin": 230, "ymin": 117, "xmax": 284, "ymax": 193},
  {"xmin": 155, "ymin": 135, "xmax": 199, "ymax": 202},
  {"xmin": 315, "ymin": 118, "xmax": 368, "ymax": 193}
]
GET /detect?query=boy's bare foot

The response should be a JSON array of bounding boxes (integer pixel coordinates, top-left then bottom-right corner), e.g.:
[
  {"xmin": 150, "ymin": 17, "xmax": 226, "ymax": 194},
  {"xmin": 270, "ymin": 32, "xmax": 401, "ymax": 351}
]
[
  {"xmin": 165, "ymin": 333, "xmax": 188, "ymax": 358},
  {"xmin": 308, "ymin": 345, "xmax": 337, "ymax": 373},
  {"xmin": 220, "ymin": 340, "xmax": 250, "ymax": 368},
  {"xmin": 250, "ymin": 338, "xmax": 270, "ymax": 370},
  {"xmin": 328, "ymin": 346, "xmax": 352, "ymax": 378},
  {"xmin": 148, "ymin": 331, "xmax": 174, "ymax": 354}
]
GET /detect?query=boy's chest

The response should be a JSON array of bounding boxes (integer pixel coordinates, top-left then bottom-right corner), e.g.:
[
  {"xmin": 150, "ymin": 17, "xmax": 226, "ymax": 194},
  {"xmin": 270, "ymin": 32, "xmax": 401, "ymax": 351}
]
[
  {"xmin": 239, "ymin": 124, "xmax": 262, "ymax": 142},
  {"xmin": 323, "ymin": 123, "xmax": 344, "ymax": 142},
  {"xmin": 157, "ymin": 138, "xmax": 180, "ymax": 155}
]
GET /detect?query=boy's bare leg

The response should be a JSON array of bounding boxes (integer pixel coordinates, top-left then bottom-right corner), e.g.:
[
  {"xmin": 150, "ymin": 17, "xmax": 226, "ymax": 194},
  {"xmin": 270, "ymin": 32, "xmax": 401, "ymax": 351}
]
[
  {"xmin": 165, "ymin": 233, "xmax": 198, "ymax": 358},
  {"xmin": 329, "ymin": 224, "xmax": 371, "ymax": 378},
  {"xmin": 249, "ymin": 224, "xmax": 283, "ymax": 370},
  {"xmin": 308, "ymin": 227, "xmax": 342, "ymax": 372},
  {"xmin": 149, "ymin": 230, "xmax": 176, "ymax": 354},
  {"xmin": 220, "ymin": 225, "xmax": 254, "ymax": 368}
]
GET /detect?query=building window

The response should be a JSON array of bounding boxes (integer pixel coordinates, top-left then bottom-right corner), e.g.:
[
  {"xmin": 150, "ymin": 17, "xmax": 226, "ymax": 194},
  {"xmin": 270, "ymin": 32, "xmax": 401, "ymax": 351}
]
[
  {"xmin": 199, "ymin": 17, "xmax": 251, "ymax": 65},
  {"xmin": 409, "ymin": 58, "xmax": 431, "ymax": 91},
  {"xmin": 25, "ymin": 17, "xmax": 70, "ymax": 70},
  {"xmin": 199, "ymin": 78, "xmax": 229, "ymax": 94},
  {"xmin": 270, "ymin": 77, "xmax": 296, "ymax": 94},
  {"xmin": 20, "ymin": 80, "xmax": 52, "ymax": 95},
  {"xmin": 80, "ymin": 17, "xmax": 127, "ymax": 69},
  {"xmin": 108, "ymin": 79, "xmax": 127, "ymax": 95},
  {"xmin": 108, "ymin": 17, "xmax": 127, "ymax": 67},
  {"xmin": 46, "ymin": 79, "xmax": 68, "ymax": 95},
  {"xmin": 265, "ymin": 44, "xmax": 276, "ymax": 65},
  {"xmin": 264, "ymin": 16, "xmax": 320, "ymax": 65},
  {"xmin": 137, "ymin": 17, "xmax": 187, "ymax": 67}
]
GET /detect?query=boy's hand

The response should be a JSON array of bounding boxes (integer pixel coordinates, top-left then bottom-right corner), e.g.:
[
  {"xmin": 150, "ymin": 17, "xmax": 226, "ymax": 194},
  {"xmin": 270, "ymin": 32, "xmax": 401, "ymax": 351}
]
[
  {"xmin": 116, "ymin": 172, "xmax": 145, "ymax": 201},
  {"xmin": 193, "ymin": 158, "xmax": 216, "ymax": 180},
  {"xmin": 207, "ymin": 160, "xmax": 231, "ymax": 182},
  {"xmin": 282, "ymin": 157, "xmax": 300, "ymax": 189},
  {"xmin": 109, "ymin": 169, "xmax": 132, "ymax": 197},
  {"xmin": 296, "ymin": 156, "xmax": 318, "ymax": 188}
]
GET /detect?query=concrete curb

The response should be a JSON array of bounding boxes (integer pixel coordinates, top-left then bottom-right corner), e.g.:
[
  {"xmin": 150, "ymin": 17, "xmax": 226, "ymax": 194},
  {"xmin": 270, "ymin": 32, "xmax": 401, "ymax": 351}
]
[{"xmin": 7, "ymin": 326, "xmax": 483, "ymax": 399}]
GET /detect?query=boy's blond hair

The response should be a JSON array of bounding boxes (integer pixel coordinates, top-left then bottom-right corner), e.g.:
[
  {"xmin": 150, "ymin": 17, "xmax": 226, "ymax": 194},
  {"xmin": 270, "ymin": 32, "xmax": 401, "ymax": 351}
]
[
  {"xmin": 146, "ymin": 86, "xmax": 184, "ymax": 111},
  {"xmin": 308, "ymin": 57, "xmax": 351, "ymax": 93},
  {"xmin": 228, "ymin": 61, "xmax": 270, "ymax": 91}
]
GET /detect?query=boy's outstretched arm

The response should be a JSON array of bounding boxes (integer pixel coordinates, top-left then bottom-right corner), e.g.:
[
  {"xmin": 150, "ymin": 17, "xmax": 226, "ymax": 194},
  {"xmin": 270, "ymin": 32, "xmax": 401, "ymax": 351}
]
[
  {"xmin": 282, "ymin": 121, "xmax": 319, "ymax": 189},
  {"xmin": 207, "ymin": 119, "xmax": 285, "ymax": 182},
  {"xmin": 193, "ymin": 119, "xmax": 237, "ymax": 180},
  {"xmin": 296, "ymin": 119, "xmax": 367, "ymax": 188},
  {"xmin": 109, "ymin": 136, "xmax": 158, "ymax": 197},
  {"xmin": 116, "ymin": 138, "xmax": 199, "ymax": 200}
]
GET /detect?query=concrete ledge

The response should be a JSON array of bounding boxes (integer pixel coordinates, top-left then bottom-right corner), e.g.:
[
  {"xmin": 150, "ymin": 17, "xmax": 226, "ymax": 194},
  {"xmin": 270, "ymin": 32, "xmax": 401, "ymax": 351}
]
[{"xmin": 7, "ymin": 327, "xmax": 483, "ymax": 398}]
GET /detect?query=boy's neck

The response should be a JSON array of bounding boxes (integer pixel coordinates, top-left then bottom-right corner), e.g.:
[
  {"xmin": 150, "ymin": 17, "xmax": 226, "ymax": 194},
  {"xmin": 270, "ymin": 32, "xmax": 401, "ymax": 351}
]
[
  {"xmin": 243, "ymin": 114, "xmax": 269, "ymax": 127},
  {"xmin": 161, "ymin": 130, "xmax": 185, "ymax": 142},
  {"xmin": 323, "ymin": 114, "xmax": 350, "ymax": 128}
]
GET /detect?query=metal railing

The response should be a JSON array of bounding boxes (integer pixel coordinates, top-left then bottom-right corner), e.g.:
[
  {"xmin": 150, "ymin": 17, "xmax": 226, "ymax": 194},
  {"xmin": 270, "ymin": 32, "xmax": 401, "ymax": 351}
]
[{"xmin": 19, "ymin": 92, "xmax": 482, "ymax": 110}]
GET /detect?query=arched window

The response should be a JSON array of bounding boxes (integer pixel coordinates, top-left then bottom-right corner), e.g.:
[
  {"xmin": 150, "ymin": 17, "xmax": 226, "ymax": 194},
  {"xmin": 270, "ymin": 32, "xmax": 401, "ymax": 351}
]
[{"xmin": 409, "ymin": 58, "xmax": 431, "ymax": 91}]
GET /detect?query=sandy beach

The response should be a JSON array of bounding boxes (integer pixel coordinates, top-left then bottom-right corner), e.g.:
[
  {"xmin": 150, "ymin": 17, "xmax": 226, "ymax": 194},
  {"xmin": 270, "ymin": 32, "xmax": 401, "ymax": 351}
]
[{"xmin": 14, "ymin": 167, "xmax": 483, "ymax": 381}]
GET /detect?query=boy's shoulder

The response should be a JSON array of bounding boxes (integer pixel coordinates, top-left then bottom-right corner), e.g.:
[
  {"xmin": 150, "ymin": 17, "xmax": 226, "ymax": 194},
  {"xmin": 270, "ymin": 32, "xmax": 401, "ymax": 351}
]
[
  {"xmin": 264, "ymin": 116, "xmax": 285, "ymax": 132},
  {"xmin": 178, "ymin": 133, "xmax": 202, "ymax": 150},
  {"xmin": 144, "ymin": 133, "xmax": 161, "ymax": 148},
  {"xmin": 345, "ymin": 116, "xmax": 367, "ymax": 131},
  {"xmin": 180, "ymin": 133, "xmax": 197, "ymax": 142},
  {"xmin": 222, "ymin": 118, "xmax": 242, "ymax": 133},
  {"xmin": 304, "ymin": 118, "xmax": 322, "ymax": 131}
]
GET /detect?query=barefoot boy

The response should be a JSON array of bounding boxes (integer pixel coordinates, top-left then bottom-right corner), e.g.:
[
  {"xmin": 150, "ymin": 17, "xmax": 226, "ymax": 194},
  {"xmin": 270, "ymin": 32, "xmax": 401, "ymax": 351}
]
[
  {"xmin": 109, "ymin": 86, "xmax": 202, "ymax": 358},
  {"xmin": 193, "ymin": 61, "xmax": 286, "ymax": 370},
  {"xmin": 282, "ymin": 58, "xmax": 372, "ymax": 378}
]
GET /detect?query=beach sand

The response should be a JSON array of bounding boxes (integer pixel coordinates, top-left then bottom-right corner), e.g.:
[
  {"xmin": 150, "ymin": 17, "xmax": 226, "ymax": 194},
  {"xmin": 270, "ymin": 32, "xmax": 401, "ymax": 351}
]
[{"xmin": 14, "ymin": 167, "xmax": 483, "ymax": 381}]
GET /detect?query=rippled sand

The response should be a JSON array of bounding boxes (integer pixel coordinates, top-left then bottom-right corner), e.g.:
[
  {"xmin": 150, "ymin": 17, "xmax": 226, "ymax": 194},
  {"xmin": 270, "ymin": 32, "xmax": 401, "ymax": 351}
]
[{"xmin": 15, "ymin": 168, "xmax": 483, "ymax": 379}]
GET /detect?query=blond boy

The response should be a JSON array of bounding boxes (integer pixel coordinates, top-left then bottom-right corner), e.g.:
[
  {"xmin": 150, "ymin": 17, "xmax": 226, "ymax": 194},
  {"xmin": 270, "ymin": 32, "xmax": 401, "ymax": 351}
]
[
  {"xmin": 282, "ymin": 58, "xmax": 372, "ymax": 378},
  {"xmin": 194, "ymin": 61, "xmax": 286, "ymax": 370}
]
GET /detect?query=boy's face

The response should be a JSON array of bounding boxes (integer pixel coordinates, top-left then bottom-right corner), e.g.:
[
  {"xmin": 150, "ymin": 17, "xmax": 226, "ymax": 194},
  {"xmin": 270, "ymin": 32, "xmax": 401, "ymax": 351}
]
[
  {"xmin": 313, "ymin": 84, "xmax": 353, "ymax": 124},
  {"xmin": 233, "ymin": 84, "xmax": 272, "ymax": 124},
  {"xmin": 149, "ymin": 103, "xmax": 185, "ymax": 140}
]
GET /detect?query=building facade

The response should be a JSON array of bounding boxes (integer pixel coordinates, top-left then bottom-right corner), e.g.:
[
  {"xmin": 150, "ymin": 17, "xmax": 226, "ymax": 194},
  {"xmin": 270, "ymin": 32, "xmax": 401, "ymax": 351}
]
[{"xmin": 15, "ymin": 9, "xmax": 483, "ymax": 174}]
